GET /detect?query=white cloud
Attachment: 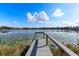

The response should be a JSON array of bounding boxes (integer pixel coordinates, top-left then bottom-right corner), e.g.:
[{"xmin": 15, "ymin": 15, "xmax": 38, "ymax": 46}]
[
  {"xmin": 37, "ymin": 11, "xmax": 49, "ymax": 21},
  {"xmin": 27, "ymin": 12, "xmax": 37, "ymax": 22},
  {"xmin": 26, "ymin": 11, "xmax": 49, "ymax": 22},
  {"xmin": 53, "ymin": 8, "xmax": 64, "ymax": 17}
]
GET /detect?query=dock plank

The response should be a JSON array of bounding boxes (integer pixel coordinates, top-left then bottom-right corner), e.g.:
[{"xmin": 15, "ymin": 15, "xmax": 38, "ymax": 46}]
[{"xmin": 36, "ymin": 39, "xmax": 52, "ymax": 56}]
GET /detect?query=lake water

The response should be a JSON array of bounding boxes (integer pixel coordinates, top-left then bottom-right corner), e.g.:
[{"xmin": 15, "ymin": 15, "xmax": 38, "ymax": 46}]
[{"xmin": 0, "ymin": 29, "xmax": 79, "ymax": 45}]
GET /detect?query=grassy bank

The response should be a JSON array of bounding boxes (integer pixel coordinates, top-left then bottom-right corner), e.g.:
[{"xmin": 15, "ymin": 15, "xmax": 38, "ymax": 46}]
[
  {"xmin": 49, "ymin": 43, "xmax": 79, "ymax": 56},
  {"xmin": 0, "ymin": 38, "xmax": 32, "ymax": 56}
]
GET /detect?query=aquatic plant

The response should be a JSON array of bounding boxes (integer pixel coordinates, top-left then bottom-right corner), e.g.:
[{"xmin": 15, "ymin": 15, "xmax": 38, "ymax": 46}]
[{"xmin": 0, "ymin": 37, "xmax": 32, "ymax": 56}]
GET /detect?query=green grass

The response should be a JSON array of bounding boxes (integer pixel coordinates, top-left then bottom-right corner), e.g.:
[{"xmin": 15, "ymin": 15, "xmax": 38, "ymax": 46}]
[
  {"xmin": 66, "ymin": 44, "xmax": 79, "ymax": 55},
  {"xmin": 50, "ymin": 48, "xmax": 64, "ymax": 56},
  {"xmin": 49, "ymin": 43, "xmax": 79, "ymax": 56},
  {"xmin": 0, "ymin": 38, "xmax": 32, "ymax": 56}
]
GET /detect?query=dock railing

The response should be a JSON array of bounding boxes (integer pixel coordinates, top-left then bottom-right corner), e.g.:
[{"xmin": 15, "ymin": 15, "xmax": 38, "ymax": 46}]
[{"xmin": 25, "ymin": 32, "xmax": 78, "ymax": 56}]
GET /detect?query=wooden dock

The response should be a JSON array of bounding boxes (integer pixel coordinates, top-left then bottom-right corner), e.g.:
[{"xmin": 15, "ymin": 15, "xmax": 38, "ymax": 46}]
[
  {"xmin": 36, "ymin": 39, "xmax": 52, "ymax": 56},
  {"xmin": 25, "ymin": 32, "xmax": 78, "ymax": 56},
  {"xmin": 26, "ymin": 38, "xmax": 52, "ymax": 56}
]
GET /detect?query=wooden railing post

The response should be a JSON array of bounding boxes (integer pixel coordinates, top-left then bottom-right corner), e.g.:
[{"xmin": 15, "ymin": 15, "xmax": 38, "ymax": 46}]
[
  {"xmin": 46, "ymin": 35, "xmax": 48, "ymax": 45},
  {"xmin": 43, "ymin": 32, "xmax": 45, "ymax": 39},
  {"xmin": 35, "ymin": 32, "xmax": 36, "ymax": 39}
]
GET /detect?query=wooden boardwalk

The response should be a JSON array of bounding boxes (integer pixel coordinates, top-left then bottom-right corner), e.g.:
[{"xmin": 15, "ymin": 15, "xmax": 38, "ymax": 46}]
[
  {"xmin": 26, "ymin": 38, "xmax": 52, "ymax": 56},
  {"xmin": 36, "ymin": 39, "xmax": 52, "ymax": 56},
  {"xmin": 25, "ymin": 32, "xmax": 78, "ymax": 56}
]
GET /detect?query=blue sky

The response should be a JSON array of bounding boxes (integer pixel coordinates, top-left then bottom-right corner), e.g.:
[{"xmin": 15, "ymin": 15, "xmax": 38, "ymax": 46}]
[{"xmin": 0, "ymin": 3, "xmax": 79, "ymax": 27}]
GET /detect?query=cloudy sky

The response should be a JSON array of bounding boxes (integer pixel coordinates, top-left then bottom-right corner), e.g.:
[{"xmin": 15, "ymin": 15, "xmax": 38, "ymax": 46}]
[{"xmin": 0, "ymin": 3, "xmax": 79, "ymax": 27}]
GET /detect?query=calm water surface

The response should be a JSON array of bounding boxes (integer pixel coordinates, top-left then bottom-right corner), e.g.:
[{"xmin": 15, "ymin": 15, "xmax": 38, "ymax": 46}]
[{"xmin": 0, "ymin": 29, "xmax": 79, "ymax": 45}]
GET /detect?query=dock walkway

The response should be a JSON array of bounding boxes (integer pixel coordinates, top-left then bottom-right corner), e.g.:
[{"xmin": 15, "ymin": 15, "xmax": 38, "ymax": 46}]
[
  {"xmin": 36, "ymin": 38, "xmax": 52, "ymax": 56},
  {"xmin": 25, "ymin": 32, "xmax": 78, "ymax": 56}
]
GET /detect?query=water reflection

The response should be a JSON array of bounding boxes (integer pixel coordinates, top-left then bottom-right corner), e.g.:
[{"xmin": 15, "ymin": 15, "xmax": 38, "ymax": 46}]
[{"xmin": 0, "ymin": 29, "xmax": 79, "ymax": 46}]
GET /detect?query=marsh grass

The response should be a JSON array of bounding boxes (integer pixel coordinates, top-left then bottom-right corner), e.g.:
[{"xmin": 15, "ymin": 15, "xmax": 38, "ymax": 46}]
[
  {"xmin": 50, "ymin": 48, "xmax": 64, "ymax": 56},
  {"xmin": 50, "ymin": 43, "xmax": 79, "ymax": 56},
  {"xmin": 66, "ymin": 44, "xmax": 79, "ymax": 55},
  {"xmin": 0, "ymin": 38, "xmax": 32, "ymax": 56}
]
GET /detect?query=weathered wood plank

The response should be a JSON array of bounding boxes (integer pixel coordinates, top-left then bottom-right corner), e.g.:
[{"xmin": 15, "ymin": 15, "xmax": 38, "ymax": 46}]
[
  {"xmin": 36, "ymin": 39, "xmax": 52, "ymax": 56},
  {"xmin": 25, "ymin": 40, "xmax": 37, "ymax": 56}
]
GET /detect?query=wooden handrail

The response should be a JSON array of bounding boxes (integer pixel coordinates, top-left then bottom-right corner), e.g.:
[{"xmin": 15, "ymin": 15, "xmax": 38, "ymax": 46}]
[
  {"xmin": 25, "ymin": 32, "xmax": 78, "ymax": 56},
  {"xmin": 45, "ymin": 32, "xmax": 78, "ymax": 56}
]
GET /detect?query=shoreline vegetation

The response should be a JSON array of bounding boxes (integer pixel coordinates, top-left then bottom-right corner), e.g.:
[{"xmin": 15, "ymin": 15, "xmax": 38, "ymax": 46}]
[
  {"xmin": 0, "ymin": 38, "xmax": 32, "ymax": 56},
  {"xmin": 48, "ymin": 39, "xmax": 79, "ymax": 56},
  {"xmin": 50, "ymin": 43, "xmax": 79, "ymax": 56},
  {"xmin": 0, "ymin": 26, "xmax": 79, "ymax": 32}
]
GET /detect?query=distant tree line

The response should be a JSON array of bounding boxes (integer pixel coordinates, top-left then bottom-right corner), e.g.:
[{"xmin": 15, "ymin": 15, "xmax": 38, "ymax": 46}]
[
  {"xmin": 0, "ymin": 26, "xmax": 79, "ymax": 32},
  {"xmin": 0, "ymin": 26, "xmax": 20, "ymax": 30}
]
